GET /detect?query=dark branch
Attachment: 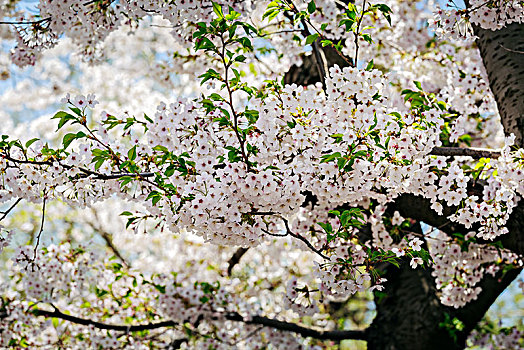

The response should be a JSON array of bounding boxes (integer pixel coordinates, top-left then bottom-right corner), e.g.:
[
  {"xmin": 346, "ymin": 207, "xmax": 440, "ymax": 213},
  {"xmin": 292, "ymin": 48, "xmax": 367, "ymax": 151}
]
[
  {"xmin": 32, "ymin": 308, "xmax": 175, "ymax": 331},
  {"xmin": 3, "ymin": 153, "xmax": 154, "ymax": 180},
  {"xmin": 429, "ymin": 147, "xmax": 501, "ymax": 159},
  {"xmin": 227, "ymin": 247, "xmax": 249, "ymax": 276},
  {"xmin": 281, "ymin": 216, "xmax": 329, "ymax": 260},
  {"xmin": 224, "ymin": 311, "xmax": 368, "ymax": 341},
  {"xmin": 32, "ymin": 197, "xmax": 46, "ymax": 261},
  {"xmin": 453, "ymin": 266, "xmax": 523, "ymax": 336},
  {"xmin": 31, "ymin": 306, "xmax": 367, "ymax": 341},
  {"xmin": 0, "ymin": 198, "xmax": 22, "ymax": 222},
  {"xmin": 0, "ymin": 18, "xmax": 51, "ymax": 25},
  {"xmin": 89, "ymin": 210, "xmax": 130, "ymax": 268}
]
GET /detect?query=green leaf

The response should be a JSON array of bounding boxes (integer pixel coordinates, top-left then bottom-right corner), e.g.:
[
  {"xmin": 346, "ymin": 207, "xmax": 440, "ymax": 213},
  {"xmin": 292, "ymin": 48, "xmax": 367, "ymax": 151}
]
[
  {"xmin": 119, "ymin": 176, "xmax": 134, "ymax": 187},
  {"xmin": 305, "ymin": 33, "xmax": 319, "ymax": 45},
  {"xmin": 143, "ymin": 113, "xmax": 153, "ymax": 123},
  {"xmin": 195, "ymin": 37, "xmax": 216, "ymax": 51},
  {"xmin": 383, "ymin": 13, "xmax": 391, "ymax": 25},
  {"xmin": 69, "ymin": 107, "xmax": 82, "ymax": 117},
  {"xmin": 128, "ymin": 145, "xmax": 137, "ymax": 161},
  {"xmin": 320, "ymin": 39, "xmax": 332, "ymax": 47},
  {"xmin": 62, "ymin": 131, "xmax": 86, "ymax": 149},
  {"xmin": 235, "ymin": 54, "xmax": 246, "ymax": 62},
  {"xmin": 225, "ymin": 8, "xmax": 241, "ymax": 21},
  {"xmin": 307, "ymin": 0, "xmax": 316, "ymax": 14},
  {"xmin": 318, "ymin": 222, "xmax": 333, "ymax": 234},
  {"xmin": 94, "ymin": 158, "xmax": 105, "ymax": 171},
  {"xmin": 212, "ymin": 1, "xmax": 224, "ymax": 18},
  {"xmin": 414, "ymin": 81, "xmax": 422, "ymax": 90},
  {"xmin": 237, "ymin": 37, "xmax": 253, "ymax": 51},
  {"xmin": 339, "ymin": 18, "xmax": 355, "ymax": 31},
  {"xmin": 376, "ymin": 3, "xmax": 392, "ymax": 13},
  {"xmin": 263, "ymin": 8, "xmax": 280, "ymax": 22},
  {"xmin": 337, "ymin": 157, "xmax": 347, "ymax": 170},
  {"xmin": 386, "ymin": 258, "xmax": 400, "ymax": 268},
  {"xmin": 52, "ymin": 111, "xmax": 77, "ymax": 130},
  {"xmin": 320, "ymin": 152, "xmax": 341, "ymax": 163},
  {"xmin": 199, "ymin": 69, "xmax": 221, "ymax": 85},
  {"xmin": 362, "ymin": 33, "xmax": 373, "ymax": 44},
  {"xmin": 375, "ymin": 3, "xmax": 392, "ymax": 24},
  {"xmin": 25, "ymin": 138, "xmax": 39, "ymax": 148},
  {"xmin": 346, "ymin": 6, "xmax": 357, "ymax": 21}
]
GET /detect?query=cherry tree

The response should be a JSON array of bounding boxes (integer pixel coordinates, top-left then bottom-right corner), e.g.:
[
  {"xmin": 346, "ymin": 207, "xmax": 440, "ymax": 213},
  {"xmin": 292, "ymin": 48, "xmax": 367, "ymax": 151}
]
[{"xmin": 0, "ymin": 0, "xmax": 523, "ymax": 349}]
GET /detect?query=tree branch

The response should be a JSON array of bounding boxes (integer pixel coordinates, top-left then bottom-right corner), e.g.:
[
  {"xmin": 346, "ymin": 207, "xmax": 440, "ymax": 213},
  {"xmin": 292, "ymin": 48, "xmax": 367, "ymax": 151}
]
[
  {"xmin": 452, "ymin": 266, "xmax": 523, "ymax": 336},
  {"xmin": 32, "ymin": 308, "xmax": 175, "ymax": 331},
  {"xmin": 0, "ymin": 18, "xmax": 51, "ymax": 25},
  {"xmin": 32, "ymin": 197, "xmax": 46, "ymax": 261},
  {"xmin": 227, "ymin": 247, "xmax": 249, "ymax": 276},
  {"xmin": 280, "ymin": 216, "xmax": 329, "ymax": 260},
  {"xmin": 87, "ymin": 211, "xmax": 130, "ymax": 268},
  {"xmin": 224, "ymin": 311, "xmax": 368, "ymax": 341},
  {"xmin": 429, "ymin": 147, "xmax": 501, "ymax": 159},
  {"xmin": 31, "ymin": 307, "xmax": 368, "ymax": 341},
  {"xmin": 2, "ymin": 153, "xmax": 155, "ymax": 180},
  {"xmin": 0, "ymin": 198, "xmax": 22, "ymax": 222}
]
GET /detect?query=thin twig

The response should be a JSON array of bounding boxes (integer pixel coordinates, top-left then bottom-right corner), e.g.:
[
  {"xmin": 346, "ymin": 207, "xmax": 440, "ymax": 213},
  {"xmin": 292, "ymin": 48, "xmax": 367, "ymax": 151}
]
[
  {"xmin": 283, "ymin": 0, "xmax": 353, "ymax": 68},
  {"xmin": 32, "ymin": 197, "xmax": 46, "ymax": 261},
  {"xmin": 0, "ymin": 198, "xmax": 22, "ymax": 222},
  {"xmin": 499, "ymin": 44, "xmax": 524, "ymax": 54},
  {"xmin": 0, "ymin": 18, "xmax": 51, "ymax": 25},
  {"xmin": 299, "ymin": 17, "xmax": 327, "ymax": 92},
  {"xmin": 224, "ymin": 311, "xmax": 367, "ymax": 341},
  {"xmin": 280, "ymin": 217, "xmax": 329, "ymax": 260},
  {"xmin": 353, "ymin": 0, "xmax": 367, "ymax": 66},
  {"xmin": 218, "ymin": 33, "xmax": 251, "ymax": 170},
  {"xmin": 261, "ymin": 227, "xmax": 288, "ymax": 237},
  {"xmin": 90, "ymin": 210, "xmax": 130, "ymax": 268}
]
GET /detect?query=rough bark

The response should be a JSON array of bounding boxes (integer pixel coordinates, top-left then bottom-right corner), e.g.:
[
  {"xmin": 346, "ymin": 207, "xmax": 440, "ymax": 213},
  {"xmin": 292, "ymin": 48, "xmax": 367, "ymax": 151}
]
[
  {"xmin": 472, "ymin": 23, "xmax": 524, "ymax": 146},
  {"xmin": 283, "ymin": 45, "xmax": 351, "ymax": 86},
  {"xmin": 365, "ymin": 222, "xmax": 457, "ymax": 350}
]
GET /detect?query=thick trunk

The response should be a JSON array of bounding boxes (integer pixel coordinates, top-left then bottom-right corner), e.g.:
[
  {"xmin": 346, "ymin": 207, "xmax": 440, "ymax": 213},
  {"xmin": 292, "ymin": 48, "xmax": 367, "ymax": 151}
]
[
  {"xmin": 472, "ymin": 22, "xmax": 524, "ymax": 146},
  {"xmin": 367, "ymin": 264, "xmax": 461, "ymax": 350}
]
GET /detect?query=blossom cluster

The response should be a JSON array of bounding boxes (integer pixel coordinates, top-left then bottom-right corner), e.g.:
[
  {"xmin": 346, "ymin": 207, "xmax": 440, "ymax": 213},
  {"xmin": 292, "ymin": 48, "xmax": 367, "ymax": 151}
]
[
  {"xmin": 468, "ymin": 327, "xmax": 523, "ymax": 350},
  {"xmin": 428, "ymin": 230, "xmax": 519, "ymax": 307},
  {"xmin": 0, "ymin": 1, "xmax": 523, "ymax": 347},
  {"xmin": 0, "ymin": 225, "xmax": 13, "ymax": 254},
  {"xmin": 1, "ymin": 56, "xmax": 523, "ymax": 303},
  {"xmin": 7, "ymin": 0, "xmax": 263, "ymax": 67},
  {"xmin": 430, "ymin": 0, "xmax": 524, "ymax": 40}
]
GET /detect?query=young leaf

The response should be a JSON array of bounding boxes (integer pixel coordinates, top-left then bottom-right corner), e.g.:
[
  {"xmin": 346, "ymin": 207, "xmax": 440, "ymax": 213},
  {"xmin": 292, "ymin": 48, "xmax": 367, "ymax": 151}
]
[
  {"xmin": 365, "ymin": 59, "xmax": 374, "ymax": 71},
  {"xmin": 305, "ymin": 33, "xmax": 319, "ymax": 45},
  {"xmin": 212, "ymin": 1, "xmax": 224, "ymax": 18},
  {"xmin": 308, "ymin": 0, "xmax": 316, "ymax": 14},
  {"xmin": 128, "ymin": 145, "xmax": 137, "ymax": 161}
]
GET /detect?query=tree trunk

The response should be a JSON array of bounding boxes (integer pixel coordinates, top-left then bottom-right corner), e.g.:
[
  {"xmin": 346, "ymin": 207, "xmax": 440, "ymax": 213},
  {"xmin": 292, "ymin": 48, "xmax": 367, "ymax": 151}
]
[
  {"xmin": 367, "ymin": 264, "xmax": 461, "ymax": 349},
  {"xmin": 471, "ymin": 21, "xmax": 524, "ymax": 146}
]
